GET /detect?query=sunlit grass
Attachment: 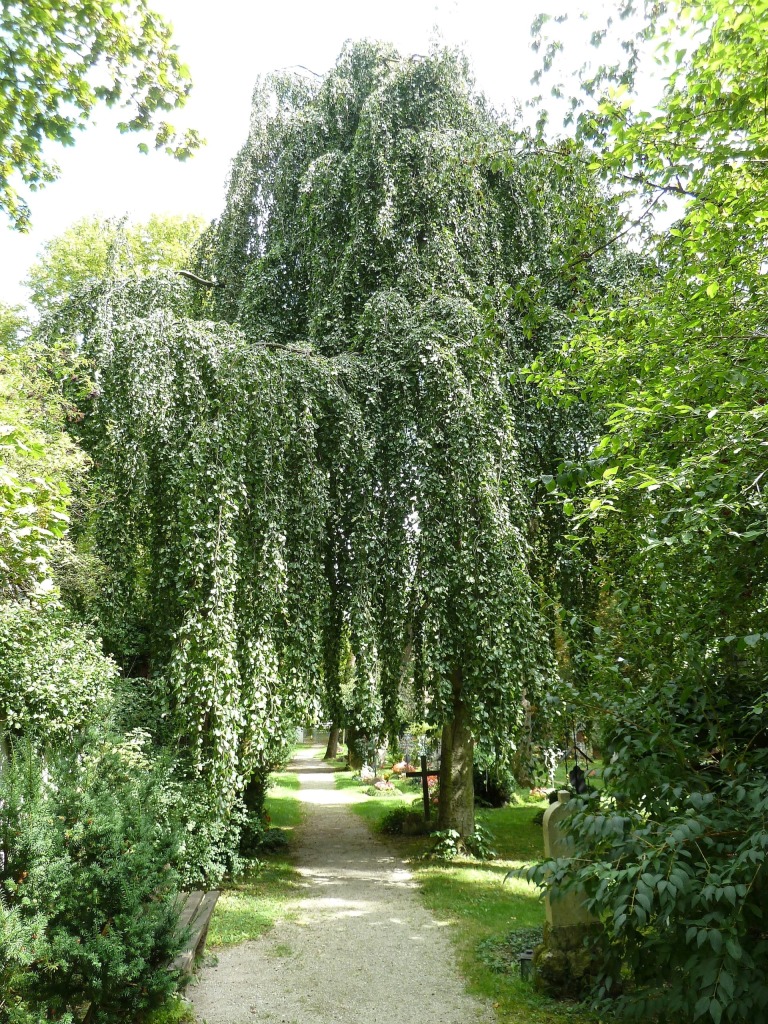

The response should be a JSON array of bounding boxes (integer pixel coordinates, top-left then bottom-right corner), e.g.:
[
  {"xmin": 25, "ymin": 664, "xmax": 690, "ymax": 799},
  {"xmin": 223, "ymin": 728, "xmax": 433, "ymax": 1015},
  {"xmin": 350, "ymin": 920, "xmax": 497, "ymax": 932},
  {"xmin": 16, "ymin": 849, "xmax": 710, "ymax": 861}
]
[
  {"xmin": 206, "ymin": 769, "xmax": 305, "ymax": 948},
  {"xmin": 418, "ymin": 846, "xmax": 598, "ymax": 1024},
  {"xmin": 334, "ymin": 772, "xmax": 367, "ymax": 791},
  {"xmin": 206, "ymin": 858, "xmax": 302, "ymax": 948},
  {"xmin": 270, "ymin": 770, "xmax": 301, "ymax": 791}
]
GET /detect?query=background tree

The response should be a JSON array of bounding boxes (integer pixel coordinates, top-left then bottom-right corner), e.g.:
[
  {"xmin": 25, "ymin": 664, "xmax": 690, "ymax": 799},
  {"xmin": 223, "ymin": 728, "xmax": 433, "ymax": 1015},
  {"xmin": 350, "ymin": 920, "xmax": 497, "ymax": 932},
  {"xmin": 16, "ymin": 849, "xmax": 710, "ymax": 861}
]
[
  {"xmin": 526, "ymin": 3, "xmax": 768, "ymax": 1021},
  {"xmin": 25, "ymin": 213, "xmax": 207, "ymax": 316},
  {"xmin": 0, "ymin": 0, "xmax": 202, "ymax": 230}
]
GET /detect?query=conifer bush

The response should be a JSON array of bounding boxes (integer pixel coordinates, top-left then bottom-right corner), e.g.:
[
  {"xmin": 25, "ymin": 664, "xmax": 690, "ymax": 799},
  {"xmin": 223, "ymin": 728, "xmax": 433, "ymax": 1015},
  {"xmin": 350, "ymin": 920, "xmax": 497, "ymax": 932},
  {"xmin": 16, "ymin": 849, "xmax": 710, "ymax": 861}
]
[{"xmin": 0, "ymin": 733, "xmax": 183, "ymax": 1023}]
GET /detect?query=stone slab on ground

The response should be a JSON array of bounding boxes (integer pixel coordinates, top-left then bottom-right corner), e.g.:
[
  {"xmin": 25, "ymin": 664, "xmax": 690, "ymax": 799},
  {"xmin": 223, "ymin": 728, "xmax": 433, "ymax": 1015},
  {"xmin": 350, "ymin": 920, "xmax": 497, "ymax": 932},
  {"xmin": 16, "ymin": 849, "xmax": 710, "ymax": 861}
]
[{"xmin": 188, "ymin": 745, "xmax": 494, "ymax": 1024}]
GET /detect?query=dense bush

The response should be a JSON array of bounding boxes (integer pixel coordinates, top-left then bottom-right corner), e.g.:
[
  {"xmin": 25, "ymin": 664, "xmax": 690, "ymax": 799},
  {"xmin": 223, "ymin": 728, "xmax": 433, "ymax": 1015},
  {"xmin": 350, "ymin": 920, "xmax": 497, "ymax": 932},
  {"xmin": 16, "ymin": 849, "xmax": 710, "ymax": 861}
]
[
  {"xmin": 238, "ymin": 812, "xmax": 289, "ymax": 857},
  {"xmin": 0, "ymin": 733, "xmax": 184, "ymax": 1023},
  {"xmin": 0, "ymin": 599, "xmax": 116, "ymax": 739},
  {"xmin": 0, "ymin": 902, "xmax": 55, "ymax": 1024},
  {"xmin": 473, "ymin": 763, "xmax": 516, "ymax": 808},
  {"xmin": 378, "ymin": 803, "xmax": 430, "ymax": 836},
  {"xmin": 528, "ymin": 684, "xmax": 768, "ymax": 1021}
]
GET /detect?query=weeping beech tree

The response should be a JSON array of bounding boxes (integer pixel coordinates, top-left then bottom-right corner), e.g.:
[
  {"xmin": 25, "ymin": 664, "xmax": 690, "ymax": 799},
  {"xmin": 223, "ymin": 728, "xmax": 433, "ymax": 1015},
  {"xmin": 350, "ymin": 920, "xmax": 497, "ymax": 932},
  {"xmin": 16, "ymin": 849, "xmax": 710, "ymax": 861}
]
[
  {"xmin": 64, "ymin": 42, "xmax": 612, "ymax": 846},
  {"xmin": 80, "ymin": 292, "xmax": 371, "ymax": 811}
]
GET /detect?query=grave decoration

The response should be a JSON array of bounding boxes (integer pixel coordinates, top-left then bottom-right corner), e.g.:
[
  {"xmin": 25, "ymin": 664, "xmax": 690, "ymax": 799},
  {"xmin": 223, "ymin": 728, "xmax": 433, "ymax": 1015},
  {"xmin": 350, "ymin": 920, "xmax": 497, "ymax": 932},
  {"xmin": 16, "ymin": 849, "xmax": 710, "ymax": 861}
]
[{"xmin": 405, "ymin": 755, "xmax": 441, "ymax": 821}]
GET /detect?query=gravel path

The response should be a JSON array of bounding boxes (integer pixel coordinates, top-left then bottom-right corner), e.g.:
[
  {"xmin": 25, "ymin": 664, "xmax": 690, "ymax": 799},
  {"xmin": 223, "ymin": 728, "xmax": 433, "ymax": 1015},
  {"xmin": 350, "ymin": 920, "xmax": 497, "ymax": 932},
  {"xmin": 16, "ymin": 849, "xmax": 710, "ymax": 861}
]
[{"xmin": 188, "ymin": 746, "xmax": 495, "ymax": 1024}]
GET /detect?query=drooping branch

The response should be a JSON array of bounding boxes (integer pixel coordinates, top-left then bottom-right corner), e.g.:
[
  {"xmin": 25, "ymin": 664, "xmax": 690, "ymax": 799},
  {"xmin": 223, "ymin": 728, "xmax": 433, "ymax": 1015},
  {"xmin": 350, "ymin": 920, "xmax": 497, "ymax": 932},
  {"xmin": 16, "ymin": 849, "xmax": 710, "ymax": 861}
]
[{"xmin": 177, "ymin": 269, "xmax": 224, "ymax": 288}]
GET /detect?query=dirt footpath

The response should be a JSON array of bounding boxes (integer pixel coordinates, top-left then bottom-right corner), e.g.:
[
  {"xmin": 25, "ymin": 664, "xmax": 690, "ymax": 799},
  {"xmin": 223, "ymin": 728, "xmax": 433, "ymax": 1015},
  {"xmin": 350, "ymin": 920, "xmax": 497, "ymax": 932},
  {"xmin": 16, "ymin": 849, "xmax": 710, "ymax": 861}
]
[{"xmin": 188, "ymin": 746, "xmax": 494, "ymax": 1024}]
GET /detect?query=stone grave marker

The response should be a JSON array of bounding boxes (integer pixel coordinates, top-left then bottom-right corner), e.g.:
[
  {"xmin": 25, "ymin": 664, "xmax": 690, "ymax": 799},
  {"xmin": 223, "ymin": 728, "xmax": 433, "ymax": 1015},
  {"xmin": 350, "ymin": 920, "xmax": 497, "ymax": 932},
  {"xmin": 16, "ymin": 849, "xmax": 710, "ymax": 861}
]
[{"xmin": 534, "ymin": 790, "xmax": 599, "ymax": 996}]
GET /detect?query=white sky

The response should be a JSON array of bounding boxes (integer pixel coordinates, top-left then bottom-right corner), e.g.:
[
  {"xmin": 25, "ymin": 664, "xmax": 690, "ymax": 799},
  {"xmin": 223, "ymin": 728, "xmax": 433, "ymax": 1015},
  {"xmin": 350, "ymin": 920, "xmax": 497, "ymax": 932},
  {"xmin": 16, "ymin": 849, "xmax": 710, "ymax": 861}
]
[{"xmin": 0, "ymin": 0, "xmax": 616, "ymax": 308}]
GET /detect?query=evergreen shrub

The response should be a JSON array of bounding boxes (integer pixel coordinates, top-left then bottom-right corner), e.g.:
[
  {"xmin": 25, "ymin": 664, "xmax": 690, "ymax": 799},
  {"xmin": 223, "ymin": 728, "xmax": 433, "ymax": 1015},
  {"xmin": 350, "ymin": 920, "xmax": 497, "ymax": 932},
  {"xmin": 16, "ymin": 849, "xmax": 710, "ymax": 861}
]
[{"xmin": 0, "ymin": 733, "xmax": 184, "ymax": 1023}]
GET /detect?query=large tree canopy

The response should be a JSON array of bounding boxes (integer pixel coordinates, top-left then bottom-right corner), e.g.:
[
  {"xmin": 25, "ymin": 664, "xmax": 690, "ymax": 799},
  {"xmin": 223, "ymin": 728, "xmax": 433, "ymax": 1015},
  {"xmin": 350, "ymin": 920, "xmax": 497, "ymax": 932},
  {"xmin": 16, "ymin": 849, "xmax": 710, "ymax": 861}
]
[
  {"xmin": 59, "ymin": 43, "xmax": 612, "ymax": 842},
  {"xmin": 0, "ymin": 0, "xmax": 202, "ymax": 229}
]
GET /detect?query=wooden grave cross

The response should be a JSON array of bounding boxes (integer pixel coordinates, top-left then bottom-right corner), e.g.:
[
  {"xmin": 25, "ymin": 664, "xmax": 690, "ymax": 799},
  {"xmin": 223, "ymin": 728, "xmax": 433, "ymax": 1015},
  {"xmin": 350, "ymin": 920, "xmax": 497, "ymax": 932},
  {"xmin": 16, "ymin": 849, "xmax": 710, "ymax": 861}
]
[{"xmin": 405, "ymin": 754, "xmax": 440, "ymax": 821}]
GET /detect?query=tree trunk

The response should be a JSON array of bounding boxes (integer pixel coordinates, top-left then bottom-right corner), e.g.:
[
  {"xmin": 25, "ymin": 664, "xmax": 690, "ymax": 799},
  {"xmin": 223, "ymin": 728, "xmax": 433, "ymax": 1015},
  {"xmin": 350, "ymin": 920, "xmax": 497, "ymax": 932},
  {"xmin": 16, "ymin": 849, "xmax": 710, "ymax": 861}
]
[
  {"xmin": 437, "ymin": 670, "xmax": 475, "ymax": 835},
  {"xmin": 346, "ymin": 726, "xmax": 364, "ymax": 770},
  {"xmin": 242, "ymin": 772, "xmax": 267, "ymax": 818},
  {"xmin": 323, "ymin": 724, "xmax": 340, "ymax": 760}
]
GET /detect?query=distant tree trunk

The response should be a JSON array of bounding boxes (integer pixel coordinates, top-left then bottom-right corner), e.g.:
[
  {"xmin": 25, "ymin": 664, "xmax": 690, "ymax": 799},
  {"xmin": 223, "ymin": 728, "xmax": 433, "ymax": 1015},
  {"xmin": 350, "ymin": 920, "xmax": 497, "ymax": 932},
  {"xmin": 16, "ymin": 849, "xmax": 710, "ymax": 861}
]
[
  {"xmin": 437, "ymin": 669, "xmax": 475, "ymax": 836},
  {"xmin": 346, "ymin": 726, "xmax": 364, "ymax": 770},
  {"xmin": 324, "ymin": 724, "xmax": 340, "ymax": 760},
  {"xmin": 242, "ymin": 772, "xmax": 267, "ymax": 819},
  {"xmin": 0, "ymin": 726, "xmax": 9, "ymax": 769}
]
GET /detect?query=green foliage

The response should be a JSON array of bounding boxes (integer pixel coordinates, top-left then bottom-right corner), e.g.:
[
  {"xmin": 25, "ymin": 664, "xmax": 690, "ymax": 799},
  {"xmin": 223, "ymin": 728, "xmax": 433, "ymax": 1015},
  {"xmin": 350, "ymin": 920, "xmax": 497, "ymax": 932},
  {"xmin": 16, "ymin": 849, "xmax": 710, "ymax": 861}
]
[
  {"xmin": 0, "ymin": 426, "xmax": 70, "ymax": 599},
  {"xmin": 0, "ymin": 324, "xmax": 104, "ymax": 612},
  {"xmin": 474, "ymin": 738, "xmax": 546, "ymax": 804},
  {"xmin": 238, "ymin": 812, "xmax": 290, "ymax": 857},
  {"xmin": 425, "ymin": 825, "xmax": 498, "ymax": 861},
  {"xmin": 26, "ymin": 214, "xmax": 207, "ymax": 317},
  {"xmin": 0, "ymin": 891, "xmax": 55, "ymax": 1024},
  {"xmin": 0, "ymin": 0, "xmax": 202, "ymax": 229},
  {"xmin": 42, "ymin": 42, "xmax": 617, "ymax": 846},
  {"xmin": 81, "ymin": 306, "xmax": 363, "ymax": 805},
  {"xmin": 143, "ymin": 997, "xmax": 196, "ymax": 1024},
  {"xmin": 0, "ymin": 600, "xmax": 115, "ymax": 737},
  {"xmin": 525, "ymin": 3, "xmax": 768, "ymax": 1022},
  {"xmin": 529, "ymin": 760, "xmax": 768, "ymax": 1022},
  {"xmin": 379, "ymin": 803, "xmax": 423, "ymax": 835},
  {"xmin": 0, "ymin": 303, "xmax": 28, "ymax": 347},
  {"xmin": 0, "ymin": 328, "xmax": 117, "ymax": 742},
  {"xmin": 0, "ymin": 337, "xmax": 84, "ymax": 600},
  {"xmin": 0, "ymin": 733, "xmax": 183, "ymax": 1024}
]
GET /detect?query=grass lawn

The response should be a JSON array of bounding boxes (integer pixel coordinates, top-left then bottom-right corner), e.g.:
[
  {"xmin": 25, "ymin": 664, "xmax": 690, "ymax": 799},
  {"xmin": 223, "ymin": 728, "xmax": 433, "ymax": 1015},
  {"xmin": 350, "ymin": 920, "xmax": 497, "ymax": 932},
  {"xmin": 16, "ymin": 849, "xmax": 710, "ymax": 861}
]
[
  {"xmin": 337, "ymin": 768, "xmax": 602, "ymax": 1024},
  {"xmin": 206, "ymin": 770, "xmax": 305, "ymax": 948}
]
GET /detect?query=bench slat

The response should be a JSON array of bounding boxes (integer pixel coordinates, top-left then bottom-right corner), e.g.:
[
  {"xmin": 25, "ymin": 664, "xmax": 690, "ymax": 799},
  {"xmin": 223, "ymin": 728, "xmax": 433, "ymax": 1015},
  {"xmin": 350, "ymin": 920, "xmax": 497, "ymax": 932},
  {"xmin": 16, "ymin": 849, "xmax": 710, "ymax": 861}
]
[
  {"xmin": 189, "ymin": 890, "xmax": 219, "ymax": 954},
  {"xmin": 175, "ymin": 890, "xmax": 205, "ymax": 931},
  {"xmin": 170, "ymin": 889, "xmax": 220, "ymax": 978}
]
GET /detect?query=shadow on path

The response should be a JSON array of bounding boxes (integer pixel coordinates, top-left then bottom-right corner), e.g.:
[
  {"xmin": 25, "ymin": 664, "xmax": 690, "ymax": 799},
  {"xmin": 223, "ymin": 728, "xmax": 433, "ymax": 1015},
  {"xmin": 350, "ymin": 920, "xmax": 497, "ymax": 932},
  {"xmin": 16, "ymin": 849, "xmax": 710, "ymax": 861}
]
[{"xmin": 189, "ymin": 744, "xmax": 494, "ymax": 1024}]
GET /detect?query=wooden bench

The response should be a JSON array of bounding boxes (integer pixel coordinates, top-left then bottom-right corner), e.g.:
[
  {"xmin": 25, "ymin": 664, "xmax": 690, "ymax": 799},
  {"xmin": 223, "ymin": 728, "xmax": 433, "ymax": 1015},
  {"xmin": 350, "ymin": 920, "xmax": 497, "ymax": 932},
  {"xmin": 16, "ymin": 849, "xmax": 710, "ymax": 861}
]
[{"xmin": 170, "ymin": 889, "xmax": 220, "ymax": 980}]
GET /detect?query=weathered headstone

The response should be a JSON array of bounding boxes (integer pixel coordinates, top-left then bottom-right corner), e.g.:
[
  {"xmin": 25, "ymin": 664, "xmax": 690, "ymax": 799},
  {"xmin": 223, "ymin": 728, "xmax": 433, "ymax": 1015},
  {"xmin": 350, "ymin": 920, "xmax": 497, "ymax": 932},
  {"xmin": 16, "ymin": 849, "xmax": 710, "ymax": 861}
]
[
  {"xmin": 542, "ymin": 792, "xmax": 594, "ymax": 928},
  {"xmin": 534, "ymin": 791, "xmax": 600, "ymax": 997}
]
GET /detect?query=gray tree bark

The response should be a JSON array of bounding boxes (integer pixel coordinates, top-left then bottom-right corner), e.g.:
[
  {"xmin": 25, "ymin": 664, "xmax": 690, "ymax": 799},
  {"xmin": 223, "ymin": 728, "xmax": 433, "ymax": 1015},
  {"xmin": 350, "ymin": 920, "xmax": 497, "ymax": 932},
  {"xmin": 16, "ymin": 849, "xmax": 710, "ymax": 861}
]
[
  {"xmin": 323, "ymin": 724, "xmax": 340, "ymax": 760},
  {"xmin": 437, "ymin": 669, "xmax": 475, "ymax": 835},
  {"xmin": 345, "ymin": 726, "xmax": 364, "ymax": 770}
]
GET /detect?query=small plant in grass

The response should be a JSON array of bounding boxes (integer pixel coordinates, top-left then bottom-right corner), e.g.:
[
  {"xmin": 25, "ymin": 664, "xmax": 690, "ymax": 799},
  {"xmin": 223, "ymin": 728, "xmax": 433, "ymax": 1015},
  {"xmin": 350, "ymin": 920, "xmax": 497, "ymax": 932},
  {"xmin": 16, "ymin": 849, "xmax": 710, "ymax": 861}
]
[
  {"xmin": 145, "ymin": 996, "xmax": 196, "ymax": 1024},
  {"xmin": 239, "ymin": 814, "xmax": 290, "ymax": 857},
  {"xmin": 424, "ymin": 825, "xmax": 498, "ymax": 860},
  {"xmin": 378, "ymin": 804, "xmax": 430, "ymax": 835},
  {"xmin": 477, "ymin": 926, "xmax": 545, "ymax": 975}
]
